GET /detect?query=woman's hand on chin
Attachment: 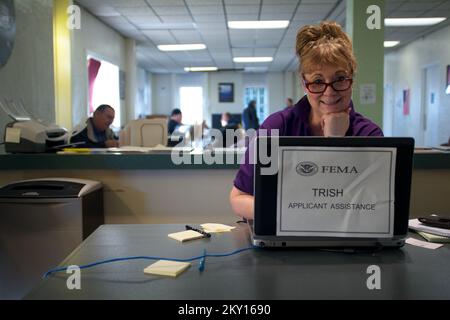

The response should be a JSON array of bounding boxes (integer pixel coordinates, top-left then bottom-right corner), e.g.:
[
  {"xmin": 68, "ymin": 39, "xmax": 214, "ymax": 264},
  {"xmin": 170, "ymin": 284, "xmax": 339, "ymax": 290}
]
[{"xmin": 321, "ymin": 108, "xmax": 350, "ymax": 137}]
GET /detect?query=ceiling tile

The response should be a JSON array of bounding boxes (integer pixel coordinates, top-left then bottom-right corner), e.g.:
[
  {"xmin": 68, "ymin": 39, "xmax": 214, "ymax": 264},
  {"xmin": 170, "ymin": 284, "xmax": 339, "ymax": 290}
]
[
  {"xmin": 186, "ymin": 0, "xmax": 219, "ymax": 5},
  {"xmin": 226, "ymin": 13, "xmax": 259, "ymax": 20},
  {"xmin": 170, "ymin": 30, "xmax": 203, "ymax": 42},
  {"xmin": 146, "ymin": 0, "xmax": 185, "ymax": 5},
  {"xmin": 224, "ymin": 0, "xmax": 259, "ymax": 4},
  {"xmin": 192, "ymin": 15, "xmax": 226, "ymax": 23},
  {"xmin": 142, "ymin": 30, "xmax": 176, "ymax": 44},
  {"xmin": 189, "ymin": 6, "xmax": 224, "ymax": 14},
  {"xmin": 114, "ymin": 6, "xmax": 154, "ymax": 16},
  {"xmin": 109, "ymin": 0, "xmax": 148, "ymax": 8},
  {"xmin": 99, "ymin": 16, "xmax": 130, "ymax": 25},
  {"xmin": 225, "ymin": 5, "xmax": 259, "ymax": 15},
  {"xmin": 152, "ymin": 6, "xmax": 190, "ymax": 15},
  {"xmin": 160, "ymin": 15, "xmax": 194, "ymax": 23},
  {"xmin": 293, "ymin": 12, "xmax": 326, "ymax": 21},
  {"xmin": 83, "ymin": 6, "xmax": 121, "ymax": 17},
  {"xmin": 297, "ymin": 3, "xmax": 336, "ymax": 14},
  {"xmin": 77, "ymin": 0, "xmax": 450, "ymax": 73},
  {"xmin": 254, "ymin": 48, "xmax": 277, "ymax": 56},
  {"xmin": 260, "ymin": 12, "xmax": 293, "ymax": 20},
  {"xmin": 301, "ymin": 0, "xmax": 337, "ymax": 3},
  {"xmin": 232, "ymin": 48, "xmax": 253, "ymax": 56},
  {"xmin": 261, "ymin": 4, "xmax": 298, "ymax": 14},
  {"xmin": 255, "ymin": 37, "xmax": 280, "ymax": 47},
  {"xmin": 264, "ymin": 0, "xmax": 300, "ymax": 4}
]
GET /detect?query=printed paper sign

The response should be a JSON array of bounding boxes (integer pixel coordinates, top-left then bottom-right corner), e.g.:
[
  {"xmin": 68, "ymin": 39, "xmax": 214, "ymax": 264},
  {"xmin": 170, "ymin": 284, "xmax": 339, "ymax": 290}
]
[
  {"xmin": 276, "ymin": 147, "xmax": 396, "ymax": 238},
  {"xmin": 360, "ymin": 83, "xmax": 376, "ymax": 105},
  {"xmin": 5, "ymin": 127, "xmax": 21, "ymax": 144}
]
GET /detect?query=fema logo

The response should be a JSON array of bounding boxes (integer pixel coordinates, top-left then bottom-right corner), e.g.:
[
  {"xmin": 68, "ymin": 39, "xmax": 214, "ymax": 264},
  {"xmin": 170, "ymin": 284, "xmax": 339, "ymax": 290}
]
[{"xmin": 296, "ymin": 162, "xmax": 319, "ymax": 176}]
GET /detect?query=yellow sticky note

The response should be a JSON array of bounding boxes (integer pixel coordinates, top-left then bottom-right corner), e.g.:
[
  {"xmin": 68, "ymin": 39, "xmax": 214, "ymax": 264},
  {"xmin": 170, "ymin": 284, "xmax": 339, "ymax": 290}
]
[
  {"xmin": 143, "ymin": 260, "xmax": 190, "ymax": 277},
  {"xmin": 200, "ymin": 223, "xmax": 236, "ymax": 233},
  {"xmin": 168, "ymin": 230, "xmax": 204, "ymax": 242},
  {"xmin": 62, "ymin": 148, "xmax": 91, "ymax": 153},
  {"xmin": 5, "ymin": 127, "xmax": 21, "ymax": 144}
]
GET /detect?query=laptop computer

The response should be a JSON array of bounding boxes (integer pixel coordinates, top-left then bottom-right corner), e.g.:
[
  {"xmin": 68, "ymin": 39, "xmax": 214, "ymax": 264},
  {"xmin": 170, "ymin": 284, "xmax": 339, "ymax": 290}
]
[{"xmin": 250, "ymin": 137, "xmax": 414, "ymax": 248}]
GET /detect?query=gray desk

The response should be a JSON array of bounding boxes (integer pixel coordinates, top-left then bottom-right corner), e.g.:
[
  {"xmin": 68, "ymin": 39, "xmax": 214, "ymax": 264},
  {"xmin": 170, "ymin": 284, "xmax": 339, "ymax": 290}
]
[{"xmin": 26, "ymin": 224, "xmax": 450, "ymax": 299}]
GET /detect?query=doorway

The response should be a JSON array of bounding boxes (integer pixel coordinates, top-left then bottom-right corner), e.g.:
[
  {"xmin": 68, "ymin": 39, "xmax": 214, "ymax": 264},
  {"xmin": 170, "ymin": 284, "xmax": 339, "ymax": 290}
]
[
  {"xmin": 179, "ymin": 86, "xmax": 203, "ymax": 125},
  {"xmin": 244, "ymin": 87, "xmax": 268, "ymax": 122}
]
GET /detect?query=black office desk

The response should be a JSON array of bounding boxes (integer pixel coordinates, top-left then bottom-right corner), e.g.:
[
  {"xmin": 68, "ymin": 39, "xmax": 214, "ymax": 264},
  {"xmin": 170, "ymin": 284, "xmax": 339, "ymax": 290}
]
[{"xmin": 25, "ymin": 224, "xmax": 450, "ymax": 299}]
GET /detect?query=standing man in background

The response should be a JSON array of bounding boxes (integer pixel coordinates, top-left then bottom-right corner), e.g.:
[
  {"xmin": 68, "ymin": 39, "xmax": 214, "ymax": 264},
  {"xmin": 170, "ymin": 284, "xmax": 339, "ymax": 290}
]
[
  {"xmin": 242, "ymin": 100, "xmax": 259, "ymax": 130},
  {"xmin": 285, "ymin": 98, "xmax": 295, "ymax": 109}
]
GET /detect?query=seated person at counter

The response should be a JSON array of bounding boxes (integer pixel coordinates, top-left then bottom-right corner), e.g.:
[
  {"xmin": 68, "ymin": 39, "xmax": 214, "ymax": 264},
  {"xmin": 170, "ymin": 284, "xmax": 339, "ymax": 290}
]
[
  {"xmin": 220, "ymin": 112, "xmax": 239, "ymax": 129},
  {"xmin": 168, "ymin": 108, "xmax": 183, "ymax": 135},
  {"xmin": 229, "ymin": 21, "xmax": 383, "ymax": 220},
  {"xmin": 219, "ymin": 112, "xmax": 242, "ymax": 147},
  {"xmin": 70, "ymin": 104, "xmax": 119, "ymax": 148}
]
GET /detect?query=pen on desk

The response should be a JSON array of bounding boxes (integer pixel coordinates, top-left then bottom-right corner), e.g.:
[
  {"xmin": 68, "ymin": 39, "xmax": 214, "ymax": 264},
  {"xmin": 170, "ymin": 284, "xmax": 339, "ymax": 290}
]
[{"xmin": 185, "ymin": 225, "xmax": 211, "ymax": 238}]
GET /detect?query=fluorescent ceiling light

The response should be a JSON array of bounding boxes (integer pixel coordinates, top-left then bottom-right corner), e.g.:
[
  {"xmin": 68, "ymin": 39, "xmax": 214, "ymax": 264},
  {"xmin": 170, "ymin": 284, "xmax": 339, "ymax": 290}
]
[
  {"xmin": 233, "ymin": 57, "xmax": 273, "ymax": 63},
  {"xmin": 384, "ymin": 41, "xmax": 400, "ymax": 48},
  {"xmin": 157, "ymin": 44, "xmax": 206, "ymax": 51},
  {"xmin": 228, "ymin": 20, "xmax": 289, "ymax": 29},
  {"xmin": 385, "ymin": 17, "xmax": 446, "ymax": 27},
  {"xmin": 184, "ymin": 67, "xmax": 218, "ymax": 72}
]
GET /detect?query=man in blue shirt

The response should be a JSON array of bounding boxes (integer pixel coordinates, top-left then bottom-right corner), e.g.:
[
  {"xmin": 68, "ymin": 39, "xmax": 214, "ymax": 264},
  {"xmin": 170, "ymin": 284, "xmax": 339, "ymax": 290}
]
[
  {"xmin": 168, "ymin": 108, "xmax": 183, "ymax": 135},
  {"xmin": 70, "ymin": 105, "xmax": 118, "ymax": 148}
]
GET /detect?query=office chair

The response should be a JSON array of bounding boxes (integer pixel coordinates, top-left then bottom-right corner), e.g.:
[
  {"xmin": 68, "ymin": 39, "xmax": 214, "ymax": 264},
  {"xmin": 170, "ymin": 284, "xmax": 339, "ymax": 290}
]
[{"xmin": 120, "ymin": 118, "xmax": 168, "ymax": 147}]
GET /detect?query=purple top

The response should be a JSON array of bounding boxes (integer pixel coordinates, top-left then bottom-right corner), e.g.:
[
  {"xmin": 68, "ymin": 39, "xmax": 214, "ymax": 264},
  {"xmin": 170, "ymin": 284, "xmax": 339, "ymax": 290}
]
[{"xmin": 233, "ymin": 95, "xmax": 383, "ymax": 195}]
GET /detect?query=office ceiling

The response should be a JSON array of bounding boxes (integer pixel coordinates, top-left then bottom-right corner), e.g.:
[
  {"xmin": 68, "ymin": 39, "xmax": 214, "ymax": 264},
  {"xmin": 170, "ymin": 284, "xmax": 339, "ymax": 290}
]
[{"xmin": 76, "ymin": 0, "xmax": 450, "ymax": 73}]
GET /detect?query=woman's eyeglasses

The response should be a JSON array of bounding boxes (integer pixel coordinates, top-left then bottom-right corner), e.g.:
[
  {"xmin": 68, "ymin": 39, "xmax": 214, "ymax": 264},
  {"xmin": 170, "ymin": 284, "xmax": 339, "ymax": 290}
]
[{"xmin": 303, "ymin": 77, "xmax": 353, "ymax": 94}]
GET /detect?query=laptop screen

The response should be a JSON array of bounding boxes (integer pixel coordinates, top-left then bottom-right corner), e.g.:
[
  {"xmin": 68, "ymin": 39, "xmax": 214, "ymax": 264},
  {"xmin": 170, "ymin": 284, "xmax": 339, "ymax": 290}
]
[{"xmin": 254, "ymin": 137, "xmax": 414, "ymax": 239}]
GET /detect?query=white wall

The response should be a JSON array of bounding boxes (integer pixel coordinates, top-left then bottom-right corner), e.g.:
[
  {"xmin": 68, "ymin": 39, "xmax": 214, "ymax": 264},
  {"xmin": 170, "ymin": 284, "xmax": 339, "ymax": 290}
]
[
  {"xmin": 71, "ymin": 8, "xmax": 126, "ymax": 128},
  {"xmin": 71, "ymin": 8, "xmax": 151, "ymax": 129},
  {"xmin": 267, "ymin": 73, "xmax": 284, "ymax": 115},
  {"xmin": 135, "ymin": 67, "xmax": 152, "ymax": 118},
  {"xmin": 0, "ymin": 3, "xmax": 152, "ymax": 136},
  {"xmin": 152, "ymin": 73, "xmax": 174, "ymax": 116},
  {"xmin": 0, "ymin": 0, "xmax": 54, "ymax": 134},
  {"xmin": 152, "ymin": 71, "xmax": 305, "ymax": 126},
  {"xmin": 384, "ymin": 24, "xmax": 450, "ymax": 146},
  {"xmin": 209, "ymin": 71, "xmax": 244, "ymax": 117}
]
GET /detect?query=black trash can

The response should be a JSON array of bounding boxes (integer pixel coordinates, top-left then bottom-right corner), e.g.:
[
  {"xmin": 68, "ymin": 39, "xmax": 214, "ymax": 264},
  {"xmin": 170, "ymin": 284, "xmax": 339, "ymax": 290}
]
[{"xmin": 0, "ymin": 178, "xmax": 104, "ymax": 299}]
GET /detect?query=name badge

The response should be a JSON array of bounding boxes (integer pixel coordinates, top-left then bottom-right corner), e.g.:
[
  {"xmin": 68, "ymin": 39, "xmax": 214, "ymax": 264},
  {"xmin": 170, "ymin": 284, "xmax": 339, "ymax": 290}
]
[{"xmin": 276, "ymin": 147, "xmax": 396, "ymax": 238}]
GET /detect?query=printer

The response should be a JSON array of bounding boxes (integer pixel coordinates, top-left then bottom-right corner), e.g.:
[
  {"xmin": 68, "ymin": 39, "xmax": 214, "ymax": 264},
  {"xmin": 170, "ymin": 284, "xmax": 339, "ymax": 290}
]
[
  {"xmin": 1, "ymin": 99, "xmax": 69, "ymax": 153},
  {"xmin": 4, "ymin": 120, "xmax": 69, "ymax": 153}
]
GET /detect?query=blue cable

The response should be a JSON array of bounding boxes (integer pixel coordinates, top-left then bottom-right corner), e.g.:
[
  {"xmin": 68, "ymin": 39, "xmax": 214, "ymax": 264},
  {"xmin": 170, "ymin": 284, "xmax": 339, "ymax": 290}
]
[
  {"xmin": 198, "ymin": 249, "xmax": 206, "ymax": 272},
  {"xmin": 43, "ymin": 246, "xmax": 256, "ymax": 278}
]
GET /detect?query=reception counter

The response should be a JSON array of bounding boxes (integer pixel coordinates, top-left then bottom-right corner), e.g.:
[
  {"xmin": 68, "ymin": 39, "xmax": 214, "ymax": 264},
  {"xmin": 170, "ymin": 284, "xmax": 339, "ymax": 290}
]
[
  {"xmin": 0, "ymin": 149, "xmax": 449, "ymax": 224},
  {"xmin": 0, "ymin": 149, "xmax": 449, "ymax": 170}
]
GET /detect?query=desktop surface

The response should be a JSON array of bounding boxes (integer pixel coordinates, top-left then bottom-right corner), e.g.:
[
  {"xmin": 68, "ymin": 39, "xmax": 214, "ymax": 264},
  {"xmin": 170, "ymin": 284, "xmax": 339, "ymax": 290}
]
[{"xmin": 25, "ymin": 224, "xmax": 450, "ymax": 300}]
